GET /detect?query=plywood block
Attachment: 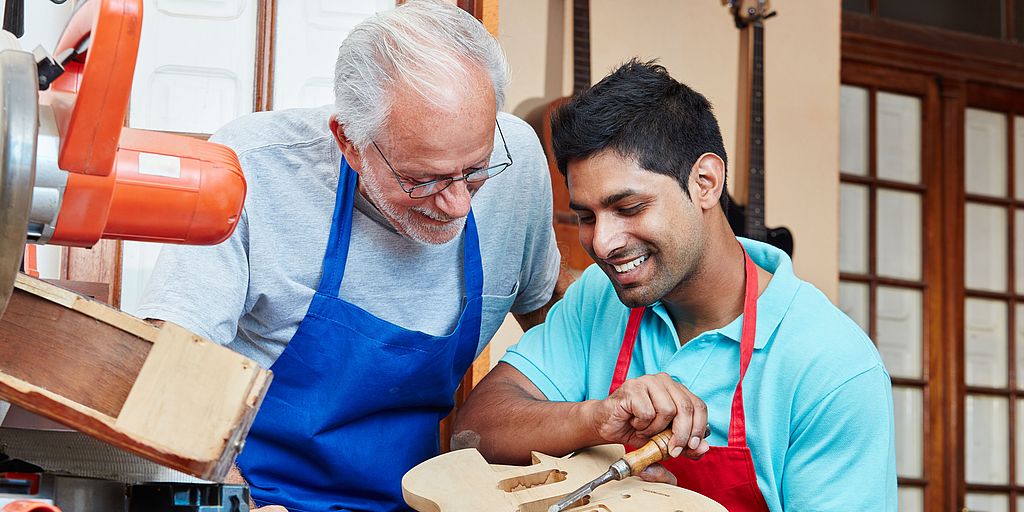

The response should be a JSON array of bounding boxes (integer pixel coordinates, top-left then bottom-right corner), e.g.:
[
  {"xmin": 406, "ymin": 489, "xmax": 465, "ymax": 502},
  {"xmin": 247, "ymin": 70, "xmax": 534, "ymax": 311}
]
[
  {"xmin": 0, "ymin": 273, "xmax": 272, "ymax": 481},
  {"xmin": 403, "ymin": 445, "xmax": 727, "ymax": 512}
]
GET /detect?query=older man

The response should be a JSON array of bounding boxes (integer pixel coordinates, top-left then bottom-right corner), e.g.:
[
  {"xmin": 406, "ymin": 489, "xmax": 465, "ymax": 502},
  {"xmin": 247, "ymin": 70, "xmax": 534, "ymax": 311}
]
[
  {"xmin": 455, "ymin": 60, "xmax": 896, "ymax": 512},
  {"xmin": 136, "ymin": 1, "xmax": 560, "ymax": 510}
]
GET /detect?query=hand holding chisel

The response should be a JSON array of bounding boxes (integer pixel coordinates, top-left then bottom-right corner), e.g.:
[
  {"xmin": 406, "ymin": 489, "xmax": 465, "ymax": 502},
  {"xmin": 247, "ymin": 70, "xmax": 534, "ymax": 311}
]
[{"xmin": 548, "ymin": 425, "xmax": 709, "ymax": 512}]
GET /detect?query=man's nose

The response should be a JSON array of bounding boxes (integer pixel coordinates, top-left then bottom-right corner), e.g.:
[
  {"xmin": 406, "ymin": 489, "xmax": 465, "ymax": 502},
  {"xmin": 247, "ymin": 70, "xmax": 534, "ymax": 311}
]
[
  {"xmin": 434, "ymin": 179, "xmax": 472, "ymax": 219},
  {"xmin": 590, "ymin": 214, "xmax": 626, "ymax": 260}
]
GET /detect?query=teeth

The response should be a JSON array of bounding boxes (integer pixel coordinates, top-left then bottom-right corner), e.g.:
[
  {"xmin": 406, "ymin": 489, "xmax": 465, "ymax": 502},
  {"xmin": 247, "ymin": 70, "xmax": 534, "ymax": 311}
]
[{"xmin": 613, "ymin": 255, "xmax": 647, "ymax": 273}]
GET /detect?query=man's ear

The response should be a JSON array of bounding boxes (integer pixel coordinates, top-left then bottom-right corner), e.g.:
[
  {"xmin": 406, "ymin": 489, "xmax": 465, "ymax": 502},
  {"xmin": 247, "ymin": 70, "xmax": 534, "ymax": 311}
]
[
  {"xmin": 690, "ymin": 152, "xmax": 726, "ymax": 211},
  {"xmin": 329, "ymin": 114, "xmax": 365, "ymax": 172}
]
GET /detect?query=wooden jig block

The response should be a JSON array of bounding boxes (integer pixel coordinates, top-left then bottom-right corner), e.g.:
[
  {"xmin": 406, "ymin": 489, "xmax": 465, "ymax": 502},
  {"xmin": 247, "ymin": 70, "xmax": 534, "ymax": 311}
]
[
  {"xmin": 0, "ymin": 273, "xmax": 272, "ymax": 481},
  {"xmin": 403, "ymin": 444, "xmax": 727, "ymax": 512}
]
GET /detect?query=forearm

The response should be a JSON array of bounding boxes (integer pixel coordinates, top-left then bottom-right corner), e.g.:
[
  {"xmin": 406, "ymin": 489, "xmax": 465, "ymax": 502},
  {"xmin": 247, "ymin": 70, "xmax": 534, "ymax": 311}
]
[{"xmin": 453, "ymin": 364, "xmax": 601, "ymax": 465}]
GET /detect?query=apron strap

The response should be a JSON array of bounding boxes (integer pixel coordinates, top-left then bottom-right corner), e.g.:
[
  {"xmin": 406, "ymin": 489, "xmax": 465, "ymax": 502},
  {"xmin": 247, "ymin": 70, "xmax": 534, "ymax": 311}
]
[
  {"xmin": 317, "ymin": 159, "xmax": 358, "ymax": 296},
  {"xmin": 610, "ymin": 307, "xmax": 646, "ymax": 391},
  {"xmin": 727, "ymin": 248, "xmax": 758, "ymax": 447}
]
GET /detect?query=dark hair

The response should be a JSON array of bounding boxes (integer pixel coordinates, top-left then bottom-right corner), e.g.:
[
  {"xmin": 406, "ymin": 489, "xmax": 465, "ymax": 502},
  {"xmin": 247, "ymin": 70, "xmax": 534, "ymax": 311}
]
[{"xmin": 550, "ymin": 58, "xmax": 728, "ymax": 208}]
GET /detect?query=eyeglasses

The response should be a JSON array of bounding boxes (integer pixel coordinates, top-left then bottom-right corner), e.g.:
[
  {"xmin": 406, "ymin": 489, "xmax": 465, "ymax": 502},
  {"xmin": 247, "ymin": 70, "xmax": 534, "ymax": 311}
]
[{"xmin": 371, "ymin": 120, "xmax": 513, "ymax": 199}]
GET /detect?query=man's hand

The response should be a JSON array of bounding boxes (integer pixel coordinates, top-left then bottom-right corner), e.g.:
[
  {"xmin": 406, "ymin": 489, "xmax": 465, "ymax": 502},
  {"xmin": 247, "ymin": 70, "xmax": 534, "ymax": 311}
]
[
  {"xmin": 252, "ymin": 507, "xmax": 287, "ymax": 512},
  {"xmin": 585, "ymin": 372, "xmax": 710, "ymax": 460}
]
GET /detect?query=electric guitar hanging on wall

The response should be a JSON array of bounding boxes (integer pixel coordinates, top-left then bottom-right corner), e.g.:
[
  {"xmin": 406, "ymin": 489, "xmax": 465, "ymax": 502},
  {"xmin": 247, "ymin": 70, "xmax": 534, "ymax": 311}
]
[
  {"xmin": 722, "ymin": 0, "xmax": 794, "ymax": 256},
  {"xmin": 541, "ymin": 0, "xmax": 593, "ymax": 272}
]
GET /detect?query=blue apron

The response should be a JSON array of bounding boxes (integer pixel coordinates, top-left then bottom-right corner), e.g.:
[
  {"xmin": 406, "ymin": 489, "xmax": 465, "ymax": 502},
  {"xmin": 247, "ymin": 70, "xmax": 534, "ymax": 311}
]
[{"xmin": 237, "ymin": 159, "xmax": 483, "ymax": 511}]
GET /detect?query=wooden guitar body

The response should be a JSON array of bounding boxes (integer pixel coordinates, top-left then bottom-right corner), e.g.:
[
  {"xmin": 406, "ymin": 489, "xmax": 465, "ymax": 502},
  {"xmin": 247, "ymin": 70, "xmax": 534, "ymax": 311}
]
[{"xmin": 402, "ymin": 444, "xmax": 726, "ymax": 512}]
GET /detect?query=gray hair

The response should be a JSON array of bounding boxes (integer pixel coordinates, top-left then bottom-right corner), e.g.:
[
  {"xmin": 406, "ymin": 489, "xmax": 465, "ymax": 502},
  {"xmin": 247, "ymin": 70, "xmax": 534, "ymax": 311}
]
[{"xmin": 333, "ymin": 0, "xmax": 510, "ymax": 151}]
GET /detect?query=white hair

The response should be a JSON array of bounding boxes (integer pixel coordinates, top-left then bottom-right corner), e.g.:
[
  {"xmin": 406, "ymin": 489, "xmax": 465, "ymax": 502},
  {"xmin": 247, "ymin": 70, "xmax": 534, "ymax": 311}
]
[{"xmin": 333, "ymin": 0, "xmax": 510, "ymax": 151}]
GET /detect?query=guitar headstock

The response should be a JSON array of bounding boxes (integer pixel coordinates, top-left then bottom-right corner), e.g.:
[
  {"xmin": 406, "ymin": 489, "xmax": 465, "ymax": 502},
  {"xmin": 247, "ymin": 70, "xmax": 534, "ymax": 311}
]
[{"xmin": 722, "ymin": 0, "xmax": 776, "ymax": 28}]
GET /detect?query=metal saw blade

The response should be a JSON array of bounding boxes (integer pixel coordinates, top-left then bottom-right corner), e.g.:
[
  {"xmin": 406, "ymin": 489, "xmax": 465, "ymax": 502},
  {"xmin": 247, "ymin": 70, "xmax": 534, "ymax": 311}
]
[{"xmin": 0, "ymin": 48, "xmax": 38, "ymax": 318}]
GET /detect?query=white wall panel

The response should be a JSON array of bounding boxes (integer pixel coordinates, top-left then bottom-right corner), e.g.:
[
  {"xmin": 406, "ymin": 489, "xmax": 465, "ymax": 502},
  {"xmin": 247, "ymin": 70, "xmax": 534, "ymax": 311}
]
[
  {"xmin": 130, "ymin": 0, "xmax": 257, "ymax": 132},
  {"xmin": 273, "ymin": 1, "xmax": 394, "ymax": 111}
]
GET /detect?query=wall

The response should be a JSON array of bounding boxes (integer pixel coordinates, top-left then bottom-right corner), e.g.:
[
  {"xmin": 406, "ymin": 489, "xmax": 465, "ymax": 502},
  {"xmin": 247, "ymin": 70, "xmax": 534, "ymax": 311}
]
[{"xmin": 490, "ymin": 0, "xmax": 841, "ymax": 357}]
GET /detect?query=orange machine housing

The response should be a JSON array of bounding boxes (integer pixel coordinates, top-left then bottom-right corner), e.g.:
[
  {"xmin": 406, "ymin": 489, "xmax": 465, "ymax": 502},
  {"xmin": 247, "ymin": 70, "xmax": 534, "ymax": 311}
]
[{"xmin": 40, "ymin": 0, "xmax": 245, "ymax": 247}]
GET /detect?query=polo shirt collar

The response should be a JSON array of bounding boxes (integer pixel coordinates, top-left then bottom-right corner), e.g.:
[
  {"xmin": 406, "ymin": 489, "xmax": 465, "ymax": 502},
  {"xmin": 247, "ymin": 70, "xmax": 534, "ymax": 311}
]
[
  {"xmin": 649, "ymin": 237, "xmax": 800, "ymax": 350},
  {"xmin": 714, "ymin": 237, "xmax": 800, "ymax": 349}
]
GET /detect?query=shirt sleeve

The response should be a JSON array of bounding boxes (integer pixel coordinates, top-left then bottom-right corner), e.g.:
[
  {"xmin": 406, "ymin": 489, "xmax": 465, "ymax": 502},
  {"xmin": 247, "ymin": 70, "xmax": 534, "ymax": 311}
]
[
  {"xmin": 501, "ymin": 269, "xmax": 596, "ymax": 402},
  {"xmin": 506, "ymin": 117, "xmax": 560, "ymax": 315},
  {"xmin": 133, "ymin": 209, "xmax": 250, "ymax": 346},
  {"xmin": 780, "ymin": 364, "xmax": 898, "ymax": 511}
]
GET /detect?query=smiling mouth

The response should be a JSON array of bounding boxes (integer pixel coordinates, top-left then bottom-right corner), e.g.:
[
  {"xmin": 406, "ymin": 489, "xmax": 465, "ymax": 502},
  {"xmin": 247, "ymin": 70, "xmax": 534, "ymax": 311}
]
[{"xmin": 612, "ymin": 255, "xmax": 647, "ymax": 273}]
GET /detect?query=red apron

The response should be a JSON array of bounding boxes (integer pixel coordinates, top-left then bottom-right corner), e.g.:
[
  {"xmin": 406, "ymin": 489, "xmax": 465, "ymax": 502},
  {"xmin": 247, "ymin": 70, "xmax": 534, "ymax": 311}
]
[{"xmin": 608, "ymin": 249, "xmax": 770, "ymax": 512}]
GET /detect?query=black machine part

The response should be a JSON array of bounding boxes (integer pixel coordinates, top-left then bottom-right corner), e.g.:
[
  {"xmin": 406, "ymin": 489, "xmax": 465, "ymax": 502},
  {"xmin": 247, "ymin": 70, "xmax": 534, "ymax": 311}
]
[{"xmin": 2, "ymin": 0, "xmax": 73, "ymax": 39}]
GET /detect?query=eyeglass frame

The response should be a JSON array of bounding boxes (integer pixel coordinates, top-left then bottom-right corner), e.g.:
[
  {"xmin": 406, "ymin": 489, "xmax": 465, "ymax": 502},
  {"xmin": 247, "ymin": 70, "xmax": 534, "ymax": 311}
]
[{"xmin": 371, "ymin": 120, "xmax": 513, "ymax": 199}]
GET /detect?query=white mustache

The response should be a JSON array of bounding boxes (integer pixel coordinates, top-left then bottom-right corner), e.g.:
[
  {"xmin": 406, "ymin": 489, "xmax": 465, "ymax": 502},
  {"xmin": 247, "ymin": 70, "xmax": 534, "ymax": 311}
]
[{"xmin": 412, "ymin": 207, "xmax": 459, "ymax": 223}]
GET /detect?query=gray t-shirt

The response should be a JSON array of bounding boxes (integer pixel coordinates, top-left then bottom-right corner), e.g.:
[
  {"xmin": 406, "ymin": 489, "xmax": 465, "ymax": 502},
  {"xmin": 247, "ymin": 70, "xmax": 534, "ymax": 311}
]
[{"xmin": 136, "ymin": 106, "xmax": 560, "ymax": 369}]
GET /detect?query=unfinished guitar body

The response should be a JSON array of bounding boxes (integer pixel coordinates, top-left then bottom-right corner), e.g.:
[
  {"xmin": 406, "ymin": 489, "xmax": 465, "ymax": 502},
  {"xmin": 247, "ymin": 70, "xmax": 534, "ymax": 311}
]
[{"xmin": 402, "ymin": 445, "xmax": 727, "ymax": 512}]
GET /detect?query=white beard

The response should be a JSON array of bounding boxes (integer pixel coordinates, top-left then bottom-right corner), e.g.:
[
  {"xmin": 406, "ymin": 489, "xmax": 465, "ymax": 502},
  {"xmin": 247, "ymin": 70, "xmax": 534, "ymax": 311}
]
[{"xmin": 358, "ymin": 163, "xmax": 466, "ymax": 244}]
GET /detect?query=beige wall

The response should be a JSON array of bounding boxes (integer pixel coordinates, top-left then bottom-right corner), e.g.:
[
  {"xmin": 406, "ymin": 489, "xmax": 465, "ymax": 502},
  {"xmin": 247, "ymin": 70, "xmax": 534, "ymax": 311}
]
[{"xmin": 490, "ymin": 0, "xmax": 841, "ymax": 358}]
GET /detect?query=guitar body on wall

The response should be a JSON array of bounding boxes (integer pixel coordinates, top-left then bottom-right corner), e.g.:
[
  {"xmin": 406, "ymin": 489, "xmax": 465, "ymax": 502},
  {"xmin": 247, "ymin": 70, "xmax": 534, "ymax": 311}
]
[
  {"xmin": 723, "ymin": 0, "xmax": 794, "ymax": 257},
  {"xmin": 541, "ymin": 0, "xmax": 593, "ymax": 273}
]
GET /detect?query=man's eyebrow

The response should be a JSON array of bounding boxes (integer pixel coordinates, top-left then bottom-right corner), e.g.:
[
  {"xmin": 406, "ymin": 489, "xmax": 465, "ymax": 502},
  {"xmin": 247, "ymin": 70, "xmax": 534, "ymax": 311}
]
[{"xmin": 569, "ymin": 190, "xmax": 642, "ymax": 211}]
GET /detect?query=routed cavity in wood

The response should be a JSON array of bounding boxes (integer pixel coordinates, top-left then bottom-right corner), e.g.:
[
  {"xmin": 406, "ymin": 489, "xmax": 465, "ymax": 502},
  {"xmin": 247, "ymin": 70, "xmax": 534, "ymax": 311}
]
[{"xmin": 403, "ymin": 444, "xmax": 727, "ymax": 512}]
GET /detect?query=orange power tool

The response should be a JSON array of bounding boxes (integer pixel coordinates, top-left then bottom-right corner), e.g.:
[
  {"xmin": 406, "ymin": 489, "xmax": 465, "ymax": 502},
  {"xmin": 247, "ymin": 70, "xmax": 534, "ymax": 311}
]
[{"xmin": 0, "ymin": 0, "xmax": 246, "ymax": 316}]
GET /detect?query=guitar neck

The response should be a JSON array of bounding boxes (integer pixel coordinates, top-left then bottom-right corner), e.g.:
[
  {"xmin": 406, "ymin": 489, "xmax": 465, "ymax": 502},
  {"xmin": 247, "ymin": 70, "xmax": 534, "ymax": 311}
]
[
  {"xmin": 572, "ymin": 0, "xmax": 590, "ymax": 94},
  {"xmin": 744, "ymin": 21, "xmax": 767, "ymax": 242}
]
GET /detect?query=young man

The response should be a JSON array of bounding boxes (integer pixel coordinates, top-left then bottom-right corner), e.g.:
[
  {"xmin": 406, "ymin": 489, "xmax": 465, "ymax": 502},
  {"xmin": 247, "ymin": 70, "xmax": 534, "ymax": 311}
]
[
  {"xmin": 454, "ymin": 60, "xmax": 897, "ymax": 512},
  {"xmin": 137, "ymin": 1, "xmax": 561, "ymax": 510}
]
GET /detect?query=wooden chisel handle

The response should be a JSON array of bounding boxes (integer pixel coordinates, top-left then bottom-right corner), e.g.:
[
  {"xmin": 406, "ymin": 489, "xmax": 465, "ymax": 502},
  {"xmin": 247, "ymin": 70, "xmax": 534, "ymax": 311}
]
[{"xmin": 621, "ymin": 428, "xmax": 675, "ymax": 475}]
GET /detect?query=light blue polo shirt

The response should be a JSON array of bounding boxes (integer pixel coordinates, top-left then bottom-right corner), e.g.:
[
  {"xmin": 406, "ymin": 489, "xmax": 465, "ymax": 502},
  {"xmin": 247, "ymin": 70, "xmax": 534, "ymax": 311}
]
[{"xmin": 502, "ymin": 238, "xmax": 897, "ymax": 512}]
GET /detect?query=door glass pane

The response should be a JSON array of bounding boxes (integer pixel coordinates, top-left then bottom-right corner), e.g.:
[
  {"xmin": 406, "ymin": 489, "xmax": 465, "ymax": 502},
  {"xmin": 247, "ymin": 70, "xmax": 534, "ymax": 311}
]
[
  {"xmin": 965, "ymin": 108, "xmax": 1008, "ymax": 197},
  {"xmin": 893, "ymin": 386, "xmax": 923, "ymax": 478},
  {"xmin": 1017, "ymin": 210, "xmax": 1024, "ymax": 295},
  {"xmin": 838, "ymin": 281, "xmax": 869, "ymax": 333},
  {"xmin": 876, "ymin": 92, "xmax": 921, "ymax": 184},
  {"xmin": 840, "ymin": 184, "xmax": 869, "ymax": 273},
  {"xmin": 966, "ymin": 492, "xmax": 1009, "ymax": 512},
  {"xmin": 1014, "ymin": 117, "xmax": 1024, "ymax": 199},
  {"xmin": 1017, "ymin": 305, "xmax": 1024, "ymax": 391},
  {"xmin": 1018, "ymin": 399, "xmax": 1024, "ymax": 485},
  {"xmin": 876, "ymin": 189, "xmax": 922, "ymax": 280},
  {"xmin": 966, "ymin": 395, "xmax": 1009, "ymax": 485},
  {"xmin": 898, "ymin": 487, "xmax": 923, "ymax": 512},
  {"xmin": 877, "ymin": 287, "xmax": 922, "ymax": 379},
  {"xmin": 965, "ymin": 298, "xmax": 1008, "ymax": 388},
  {"xmin": 840, "ymin": 85, "xmax": 869, "ymax": 176},
  {"xmin": 965, "ymin": 203, "xmax": 1008, "ymax": 292}
]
